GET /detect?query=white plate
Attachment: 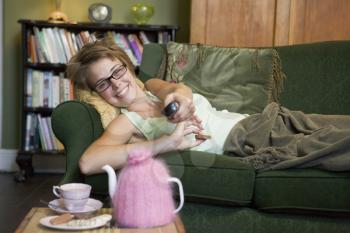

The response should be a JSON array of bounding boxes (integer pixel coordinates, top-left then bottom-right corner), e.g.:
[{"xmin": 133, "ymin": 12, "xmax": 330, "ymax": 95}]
[
  {"xmin": 48, "ymin": 198, "xmax": 103, "ymax": 215},
  {"xmin": 40, "ymin": 214, "xmax": 112, "ymax": 231}
]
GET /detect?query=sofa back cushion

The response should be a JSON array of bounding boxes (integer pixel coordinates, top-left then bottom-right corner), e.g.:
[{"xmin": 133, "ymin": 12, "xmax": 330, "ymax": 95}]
[
  {"xmin": 163, "ymin": 42, "xmax": 285, "ymax": 114},
  {"xmin": 140, "ymin": 41, "xmax": 350, "ymax": 115},
  {"xmin": 276, "ymin": 41, "xmax": 350, "ymax": 115}
]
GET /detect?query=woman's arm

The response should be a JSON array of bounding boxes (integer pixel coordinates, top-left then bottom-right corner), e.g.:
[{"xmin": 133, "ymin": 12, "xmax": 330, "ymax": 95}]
[
  {"xmin": 79, "ymin": 114, "xmax": 202, "ymax": 175},
  {"xmin": 79, "ymin": 114, "xmax": 178, "ymax": 175},
  {"xmin": 145, "ymin": 79, "xmax": 195, "ymax": 123}
]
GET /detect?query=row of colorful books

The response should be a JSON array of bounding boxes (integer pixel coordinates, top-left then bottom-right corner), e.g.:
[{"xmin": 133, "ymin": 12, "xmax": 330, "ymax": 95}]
[
  {"xmin": 158, "ymin": 31, "xmax": 171, "ymax": 44},
  {"xmin": 26, "ymin": 69, "xmax": 74, "ymax": 108},
  {"xmin": 24, "ymin": 114, "xmax": 64, "ymax": 151},
  {"xmin": 107, "ymin": 31, "xmax": 147, "ymax": 66},
  {"xmin": 28, "ymin": 27, "xmax": 95, "ymax": 64},
  {"xmin": 28, "ymin": 27, "xmax": 169, "ymax": 66}
]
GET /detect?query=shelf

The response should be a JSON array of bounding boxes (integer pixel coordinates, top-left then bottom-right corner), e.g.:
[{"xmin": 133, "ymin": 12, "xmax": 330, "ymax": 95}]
[
  {"xmin": 18, "ymin": 150, "xmax": 65, "ymax": 156},
  {"xmin": 18, "ymin": 19, "xmax": 179, "ymax": 31},
  {"xmin": 25, "ymin": 63, "xmax": 66, "ymax": 70},
  {"xmin": 17, "ymin": 19, "xmax": 178, "ymax": 180},
  {"xmin": 24, "ymin": 107, "xmax": 54, "ymax": 114}
]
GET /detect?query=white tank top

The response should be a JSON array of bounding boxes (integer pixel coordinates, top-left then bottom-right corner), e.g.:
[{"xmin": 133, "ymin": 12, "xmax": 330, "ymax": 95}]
[{"xmin": 121, "ymin": 92, "xmax": 248, "ymax": 154}]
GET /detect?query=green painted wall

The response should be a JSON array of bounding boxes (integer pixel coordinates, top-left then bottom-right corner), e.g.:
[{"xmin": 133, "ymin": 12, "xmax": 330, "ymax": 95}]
[{"xmin": 2, "ymin": 0, "xmax": 190, "ymax": 149}]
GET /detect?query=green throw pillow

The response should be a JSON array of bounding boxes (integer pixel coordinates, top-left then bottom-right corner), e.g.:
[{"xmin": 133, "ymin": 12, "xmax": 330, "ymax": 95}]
[{"xmin": 164, "ymin": 42, "xmax": 285, "ymax": 114}]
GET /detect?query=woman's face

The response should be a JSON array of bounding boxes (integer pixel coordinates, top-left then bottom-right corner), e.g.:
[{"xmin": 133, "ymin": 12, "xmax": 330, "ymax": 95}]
[{"xmin": 88, "ymin": 57, "xmax": 140, "ymax": 107}]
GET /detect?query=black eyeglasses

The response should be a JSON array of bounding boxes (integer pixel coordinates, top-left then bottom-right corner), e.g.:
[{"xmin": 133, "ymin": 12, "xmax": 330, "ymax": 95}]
[{"xmin": 93, "ymin": 64, "xmax": 127, "ymax": 93}]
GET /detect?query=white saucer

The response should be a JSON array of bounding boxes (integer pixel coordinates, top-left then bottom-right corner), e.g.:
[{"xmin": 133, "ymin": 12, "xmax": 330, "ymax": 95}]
[
  {"xmin": 40, "ymin": 214, "xmax": 112, "ymax": 230},
  {"xmin": 48, "ymin": 198, "xmax": 103, "ymax": 215}
]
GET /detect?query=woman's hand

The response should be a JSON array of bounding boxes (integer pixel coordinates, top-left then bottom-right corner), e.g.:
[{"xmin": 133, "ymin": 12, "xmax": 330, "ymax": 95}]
[
  {"xmin": 168, "ymin": 118, "xmax": 205, "ymax": 151},
  {"xmin": 145, "ymin": 79, "xmax": 195, "ymax": 123},
  {"xmin": 164, "ymin": 92, "xmax": 195, "ymax": 123}
]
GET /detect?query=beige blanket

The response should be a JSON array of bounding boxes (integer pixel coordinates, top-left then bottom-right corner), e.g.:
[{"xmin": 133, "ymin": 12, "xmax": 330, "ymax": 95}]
[{"xmin": 224, "ymin": 102, "xmax": 350, "ymax": 171}]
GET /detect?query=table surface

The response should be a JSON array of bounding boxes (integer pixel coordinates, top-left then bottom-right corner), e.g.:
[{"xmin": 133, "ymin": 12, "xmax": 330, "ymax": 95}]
[{"xmin": 15, "ymin": 208, "xmax": 186, "ymax": 233}]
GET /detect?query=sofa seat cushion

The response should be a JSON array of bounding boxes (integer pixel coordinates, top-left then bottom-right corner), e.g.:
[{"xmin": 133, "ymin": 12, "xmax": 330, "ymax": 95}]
[
  {"xmin": 254, "ymin": 169, "xmax": 350, "ymax": 213},
  {"xmin": 162, "ymin": 151, "xmax": 255, "ymax": 206},
  {"xmin": 85, "ymin": 151, "xmax": 255, "ymax": 206}
]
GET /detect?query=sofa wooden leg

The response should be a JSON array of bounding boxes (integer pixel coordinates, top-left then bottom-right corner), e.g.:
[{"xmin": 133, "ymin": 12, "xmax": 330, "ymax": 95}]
[{"xmin": 14, "ymin": 153, "xmax": 33, "ymax": 182}]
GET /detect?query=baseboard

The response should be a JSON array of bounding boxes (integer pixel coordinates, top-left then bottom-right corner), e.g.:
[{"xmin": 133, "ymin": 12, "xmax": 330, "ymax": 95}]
[{"xmin": 0, "ymin": 149, "xmax": 19, "ymax": 172}]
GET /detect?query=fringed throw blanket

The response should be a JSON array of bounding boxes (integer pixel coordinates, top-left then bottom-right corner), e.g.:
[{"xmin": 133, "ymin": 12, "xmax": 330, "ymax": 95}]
[{"xmin": 224, "ymin": 102, "xmax": 350, "ymax": 171}]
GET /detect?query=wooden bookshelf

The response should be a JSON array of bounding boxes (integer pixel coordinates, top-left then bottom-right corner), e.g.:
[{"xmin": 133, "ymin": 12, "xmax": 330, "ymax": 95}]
[{"xmin": 15, "ymin": 19, "xmax": 178, "ymax": 181}]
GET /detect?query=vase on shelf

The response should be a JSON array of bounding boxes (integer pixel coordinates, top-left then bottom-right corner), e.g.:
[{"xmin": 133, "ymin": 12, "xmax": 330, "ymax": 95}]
[{"xmin": 130, "ymin": 3, "xmax": 154, "ymax": 25}]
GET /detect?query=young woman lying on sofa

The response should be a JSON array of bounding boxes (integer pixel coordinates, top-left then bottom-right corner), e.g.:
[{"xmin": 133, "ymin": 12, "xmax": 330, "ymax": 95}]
[
  {"xmin": 67, "ymin": 38, "xmax": 350, "ymax": 174},
  {"xmin": 67, "ymin": 38, "xmax": 249, "ymax": 175}
]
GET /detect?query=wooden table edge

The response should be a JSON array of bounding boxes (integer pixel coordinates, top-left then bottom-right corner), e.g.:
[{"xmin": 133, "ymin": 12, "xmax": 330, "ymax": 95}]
[
  {"xmin": 174, "ymin": 215, "xmax": 186, "ymax": 233},
  {"xmin": 15, "ymin": 207, "xmax": 38, "ymax": 233},
  {"xmin": 14, "ymin": 207, "xmax": 186, "ymax": 233}
]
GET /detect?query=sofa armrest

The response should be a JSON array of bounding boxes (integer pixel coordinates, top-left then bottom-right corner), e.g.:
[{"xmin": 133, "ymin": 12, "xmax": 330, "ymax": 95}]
[{"xmin": 51, "ymin": 100, "xmax": 104, "ymax": 184}]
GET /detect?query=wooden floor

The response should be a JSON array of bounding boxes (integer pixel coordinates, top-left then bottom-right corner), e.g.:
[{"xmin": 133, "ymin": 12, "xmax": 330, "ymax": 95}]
[{"xmin": 0, "ymin": 172, "xmax": 62, "ymax": 233}]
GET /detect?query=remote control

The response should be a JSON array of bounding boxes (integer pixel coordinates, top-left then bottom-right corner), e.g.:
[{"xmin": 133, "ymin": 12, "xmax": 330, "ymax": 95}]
[{"xmin": 162, "ymin": 102, "xmax": 178, "ymax": 118}]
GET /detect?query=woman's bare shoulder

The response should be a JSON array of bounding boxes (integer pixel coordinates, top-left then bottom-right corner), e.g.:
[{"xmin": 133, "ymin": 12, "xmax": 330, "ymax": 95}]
[
  {"xmin": 106, "ymin": 114, "xmax": 137, "ymax": 135},
  {"xmin": 95, "ymin": 114, "xmax": 137, "ymax": 145}
]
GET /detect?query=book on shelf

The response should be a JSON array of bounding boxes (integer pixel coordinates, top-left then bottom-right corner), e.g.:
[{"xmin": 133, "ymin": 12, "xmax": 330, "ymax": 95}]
[
  {"xmin": 70, "ymin": 32, "xmax": 80, "ymax": 51},
  {"xmin": 132, "ymin": 34, "xmax": 144, "ymax": 54},
  {"xmin": 44, "ymin": 117, "xmax": 55, "ymax": 150},
  {"xmin": 43, "ymin": 28, "xmax": 60, "ymax": 63},
  {"xmin": 28, "ymin": 114, "xmax": 63, "ymax": 151},
  {"xmin": 32, "ymin": 27, "xmax": 49, "ymax": 63},
  {"xmin": 111, "ymin": 32, "xmax": 138, "ymax": 66},
  {"xmin": 26, "ymin": 69, "xmax": 33, "ymax": 107},
  {"xmin": 43, "ymin": 72, "xmax": 50, "ymax": 107},
  {"xmin": 26, "ymin": 69, "xmax": 74, "ymax": 108},
  {"xmin": 139, "ymin": 31, "xmax": 150, "ymax": 44},
  {"xmin": 31, "ymin": 70, "xmax": 44, "ymax": 108},
  {"xmin": 158, "ymin": 31, "xmax": 163, "ymax": 44},
  {"xmin": 52, "ymin": 75, "xmax": 60, "ymax": 107},
  {"xmin": 51, "ymin": 27, "xmax": 66, "ymax": 63},
  {"xmin": 127, "ymin": 34, "xmax": 143, "ymax": 65},
  {"xmin": 24, "ymin": 113, "xmax": 33, "ymax": 151},
  {"xmin": 157, "ymin": 31, "xmax": 171, "ymax": 44},
  {"xmin": 24, "ymin": 113, "xmax": 40, "ymax": 151},
  {"xmin": 42, "ymin": 115, "xmax": 54, "ymax": 150},
  {"xmin": 36, "ymin": 114, "xmax": 47, "ymax": 150},
  {"xmin": 64, "ymin": 30, "xmax": 77, "ymax": 58},
  {"xmin": 57, "ymin": 29, "xmax": 68, "ymax": 61},
  {"xmin": 27, "ymin": 31, "xmax": 37, "ymax": 63},
  {"xmin": 47, "ymin": 117, "xmax": 64, "ymax": 150},
  {"xmin": 79, "ymin": 30, "xmax": 96, "ymax": 45}
]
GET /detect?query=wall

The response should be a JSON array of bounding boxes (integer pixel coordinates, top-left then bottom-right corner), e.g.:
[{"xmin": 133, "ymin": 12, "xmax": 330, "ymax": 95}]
[
  {"xmin": 2, "ymin": 0, "xmax": 190, "ymax": 150},
  {"xmin": 0, "ymin": 0, "xmax": 2, "ymax": 147}
]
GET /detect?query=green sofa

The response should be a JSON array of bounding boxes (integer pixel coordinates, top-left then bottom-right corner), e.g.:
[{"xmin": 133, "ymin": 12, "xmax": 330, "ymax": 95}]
[{"xmin": 52, "ymin": 41, "xmax": 350, "ymax": 233}]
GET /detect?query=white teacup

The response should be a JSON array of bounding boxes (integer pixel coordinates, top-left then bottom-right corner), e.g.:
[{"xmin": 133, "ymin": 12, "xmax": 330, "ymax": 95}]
[{"xmin": 53, "ymin": 183, "xmax": 91, "ymax": 211}]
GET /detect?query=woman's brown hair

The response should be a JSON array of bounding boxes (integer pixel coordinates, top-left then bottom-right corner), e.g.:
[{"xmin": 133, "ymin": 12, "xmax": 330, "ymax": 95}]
[{"xmin": 66, "ymin": 37, "xmax": 135, "ymax": 90}]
